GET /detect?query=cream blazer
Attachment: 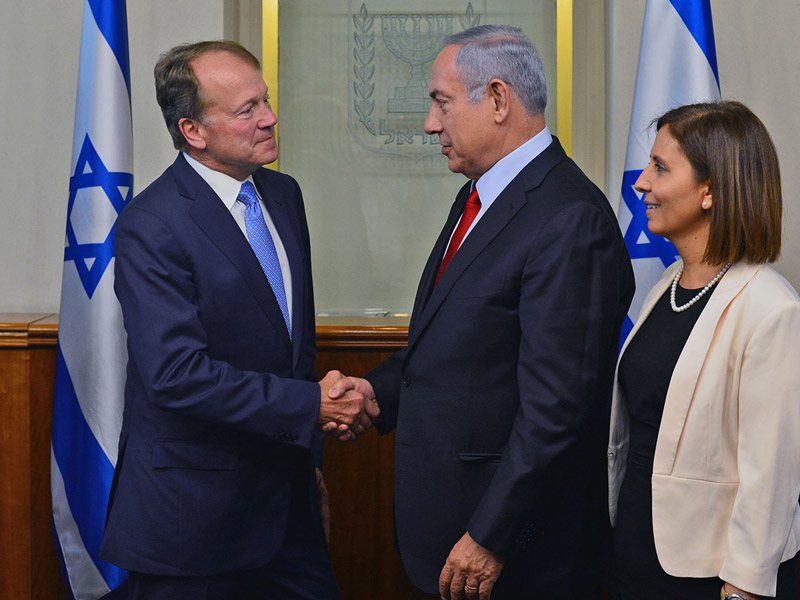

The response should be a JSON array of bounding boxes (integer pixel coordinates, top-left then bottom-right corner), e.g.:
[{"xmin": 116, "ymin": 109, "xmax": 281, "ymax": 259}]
[{"xmin": 608, "ymin": 261, "xmax": 800, "ymax": 596}]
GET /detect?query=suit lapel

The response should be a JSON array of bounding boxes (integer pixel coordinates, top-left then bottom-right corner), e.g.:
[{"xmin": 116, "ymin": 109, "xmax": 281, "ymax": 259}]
[
  {"xmin": 175, "ymin": 156, "xmax": 293, "ymax": 354},
  {"xmin": 652, "ymin": 262, "xmax": 761, "ymax": 473},
  {"xmin": 407, "ymin": 182, "xmax": 472, "ymax": 339},
  {"xmin": 407, "ymin": 138, "xmax": 567, "ymax": 352}
]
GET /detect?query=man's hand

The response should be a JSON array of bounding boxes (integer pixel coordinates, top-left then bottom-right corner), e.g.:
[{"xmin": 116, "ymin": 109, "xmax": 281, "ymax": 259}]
[
  {"xmin": 439, "ymin": 532, "xmax": 504, "ymax": 600},
  {"xmin": 318, "ymin": 370, "xmax": 379, "ymax": 441},
  {"xmin": 315, "ymin": 467, "xmax": 331, "ymax": 546}
]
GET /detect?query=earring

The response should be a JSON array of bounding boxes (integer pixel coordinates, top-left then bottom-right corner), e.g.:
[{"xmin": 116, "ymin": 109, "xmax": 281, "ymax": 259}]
[{"xmin": 702, "ymin": 201, "xmax": 709, "ymax": 209}]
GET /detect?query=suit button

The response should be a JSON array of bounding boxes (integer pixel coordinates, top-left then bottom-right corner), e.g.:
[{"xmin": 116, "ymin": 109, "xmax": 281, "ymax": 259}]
[{"xmin": 402, "ymin": 376, "xmax": 411, "ymax": 387}]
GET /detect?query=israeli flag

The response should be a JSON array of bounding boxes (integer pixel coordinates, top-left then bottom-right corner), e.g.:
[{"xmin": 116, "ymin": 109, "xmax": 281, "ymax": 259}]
[
  {"xmin": 617, "ymin": 0, "xmax": 720, "ymax": 343},
  {"xmin": 51, "ymin": 0, "xmax": 132, "ymax": 597}
]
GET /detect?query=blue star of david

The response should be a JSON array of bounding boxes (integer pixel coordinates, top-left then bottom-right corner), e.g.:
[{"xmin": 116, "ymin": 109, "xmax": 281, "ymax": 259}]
[
  {"xmin": 621, "ymin": 169, "xmax": 679, "ymax": 269},
  {"xmin": 64, "ymin": 134, "xmax": 132, "ymax": 298}
]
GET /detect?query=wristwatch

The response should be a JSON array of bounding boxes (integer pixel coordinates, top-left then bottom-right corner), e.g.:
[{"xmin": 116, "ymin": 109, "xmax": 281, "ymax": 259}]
[{"xmin": 721, "ymin": 587, "xmax": 749, "ymax": 600}]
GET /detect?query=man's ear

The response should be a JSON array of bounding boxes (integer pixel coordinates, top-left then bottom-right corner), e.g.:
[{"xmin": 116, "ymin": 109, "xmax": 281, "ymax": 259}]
[
  {"xmin": 488, "ymin": 79, "xmax": 511, "ymax": 123},
  {"xmin": 178, "ymin": 117, "xmax": 207, "ymax": 151}
]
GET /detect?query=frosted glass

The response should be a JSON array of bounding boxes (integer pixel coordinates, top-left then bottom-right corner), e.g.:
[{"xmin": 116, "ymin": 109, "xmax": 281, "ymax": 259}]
[{"xmin": 278, "ymin": 0, "xmax": 557, "ymax": 315}]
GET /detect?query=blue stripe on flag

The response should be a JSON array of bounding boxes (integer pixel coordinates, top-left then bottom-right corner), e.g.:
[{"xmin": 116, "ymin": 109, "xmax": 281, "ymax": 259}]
[
  {"xmin": 52, "ymin": 343, "xmax": 125, "ymax": 590},
  {"xmin": 669, "ymin": 0, "xmax": 719, "ymax": 86},
  {"xmin": 87, "ymin": 0, "xmax": 131, "ymax": 92}
]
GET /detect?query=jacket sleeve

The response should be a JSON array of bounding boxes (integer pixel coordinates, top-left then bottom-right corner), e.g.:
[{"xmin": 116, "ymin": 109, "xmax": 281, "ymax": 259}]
[
  {"xmin": 365, "ymin": 349, "xmax": 406, "ymax": 435},
  {"xmin": 719, "ymin": 301, "xmax": 800, "ymax": 596},
  {"xmin": 115, "ymin": 204, "xmax": 321, "ymax": 448}
]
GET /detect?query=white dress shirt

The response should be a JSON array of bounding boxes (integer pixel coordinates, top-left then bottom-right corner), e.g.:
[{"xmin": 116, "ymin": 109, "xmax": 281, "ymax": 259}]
[{"xmin": 183, "ymin": 153, "xmax": 293, "ymax": 323}]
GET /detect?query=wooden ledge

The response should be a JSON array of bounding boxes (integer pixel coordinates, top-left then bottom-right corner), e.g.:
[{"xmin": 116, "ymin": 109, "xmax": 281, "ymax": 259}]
[
  {"xmin": 0, "ymin": 314, "xmax": 58, "ymax": 348},
  {"xmin": 0, "ymin": 314, "xmax": 408, "ymax": 350},
  {"xmin": 315, "ymin": 316, "xmax": 409, "ymax": 349}
]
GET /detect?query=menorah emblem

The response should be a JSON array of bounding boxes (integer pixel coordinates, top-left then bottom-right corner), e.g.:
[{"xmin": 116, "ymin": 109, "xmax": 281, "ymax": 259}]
[
  {"xmin": 381, "ymin": 14, "xmax": 453, "ymax": 113},
  {"xmin": 350, "ymin": 3, "xmax": 481, "ymax": 157}
]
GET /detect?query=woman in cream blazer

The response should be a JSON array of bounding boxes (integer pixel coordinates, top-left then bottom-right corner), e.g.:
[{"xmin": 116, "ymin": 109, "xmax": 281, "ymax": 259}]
[{"xmin": 608, "ymin": 101, "xmax": 800, "ymax": 599}]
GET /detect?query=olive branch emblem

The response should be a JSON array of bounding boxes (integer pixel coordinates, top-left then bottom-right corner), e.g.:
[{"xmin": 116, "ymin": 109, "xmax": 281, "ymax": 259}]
[
  {"xmin": 460, "ymin": 3, "xmax": 480, "ymax": 29},
  {"xmin": 353, "ymin": 3, "xmax": 376, "ymax": 135}
]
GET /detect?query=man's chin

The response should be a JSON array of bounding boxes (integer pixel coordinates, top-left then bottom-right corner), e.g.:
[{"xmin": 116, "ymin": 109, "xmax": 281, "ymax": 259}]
[
  {"xmin": 258, "ymin": 149, "xmax": 279, "ymax": 166},
  {"xmin": 446, "ymin": 158, "xmax": 466, "ymax": 176}
]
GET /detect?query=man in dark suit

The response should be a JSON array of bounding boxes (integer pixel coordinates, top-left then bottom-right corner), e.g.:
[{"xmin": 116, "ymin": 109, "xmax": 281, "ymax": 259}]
[
  {"xmin": 331, "ymin": 25, "xmax": 634, "ymax": 599},
  {"xmin": 99, "ymin": 41, "xmax": 377, "ymax": 600}
]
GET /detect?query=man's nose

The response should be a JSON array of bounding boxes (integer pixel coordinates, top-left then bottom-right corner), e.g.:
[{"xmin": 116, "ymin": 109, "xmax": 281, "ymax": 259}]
[
  {"xmin": 424, "ymin": 107, "xmax": 441, "ymax": 134},
  {"xmin": 259, "ymin": 103, "xmax": 278, "ymax": 127}
]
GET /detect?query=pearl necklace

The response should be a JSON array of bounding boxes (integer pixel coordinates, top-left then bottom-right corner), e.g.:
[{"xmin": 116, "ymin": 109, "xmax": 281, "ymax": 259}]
[{"xmin": 670, "ymin": 262, "xmax": 732, "ymax": 313}]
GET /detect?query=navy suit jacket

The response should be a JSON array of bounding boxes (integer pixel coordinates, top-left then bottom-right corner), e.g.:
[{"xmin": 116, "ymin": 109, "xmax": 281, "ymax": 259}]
[
  {"xmin": 100, "ymin": 154, "xmax": 322, "ymax": 576},
  {"xmin": 366, "ymin": 138, "xmax": 635, "ymax": 596}
]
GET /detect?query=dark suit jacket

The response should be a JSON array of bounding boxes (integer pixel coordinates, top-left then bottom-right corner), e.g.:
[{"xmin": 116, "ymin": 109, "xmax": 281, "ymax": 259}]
[
  {"xmin": 100, "ymin": 154, "xmax": 322, "ymax": 576},
  {"xmin": 366, "ymin": 138, "xmax": 635, "ymax": 596}
]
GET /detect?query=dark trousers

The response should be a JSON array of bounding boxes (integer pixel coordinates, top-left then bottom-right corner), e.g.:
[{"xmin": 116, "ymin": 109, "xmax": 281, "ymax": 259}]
[{"xmin": 128, "ymin": 477, "xmax": 341, "ymax": 600}]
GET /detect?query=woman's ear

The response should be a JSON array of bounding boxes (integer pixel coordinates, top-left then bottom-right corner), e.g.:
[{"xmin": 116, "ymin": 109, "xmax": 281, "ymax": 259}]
[{"xmin": 701, "ymin": 180, "xmax": 713, "ymax": 210}]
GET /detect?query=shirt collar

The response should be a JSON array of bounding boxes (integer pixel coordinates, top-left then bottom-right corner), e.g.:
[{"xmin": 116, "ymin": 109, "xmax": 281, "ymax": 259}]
[
  {"xmin": 183, "ymin": 152, "xmax": 258, "ymax": 210},
  {"xmin": 474, "ymin": 125, "xmax": 552, "ymax": 204}
]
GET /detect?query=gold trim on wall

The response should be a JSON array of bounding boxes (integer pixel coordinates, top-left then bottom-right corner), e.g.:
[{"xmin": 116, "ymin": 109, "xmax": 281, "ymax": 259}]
[
  {"xmin": 557, "ymin": 0, "xmax": 573, "ymax": 156},
  {"xmin": 262, "ymin": 0, "xmax": 279, "ymax": 171}
]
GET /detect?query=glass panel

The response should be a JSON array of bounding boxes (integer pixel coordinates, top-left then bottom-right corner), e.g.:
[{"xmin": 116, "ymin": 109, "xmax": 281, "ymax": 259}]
[{"xmin": 278, "ymin": 1, "xmax": 558, "ymax": 315}]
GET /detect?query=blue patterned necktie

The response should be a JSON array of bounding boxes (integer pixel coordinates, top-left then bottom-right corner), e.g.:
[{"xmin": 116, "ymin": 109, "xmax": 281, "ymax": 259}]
[{"xmin": 237, "ymin": 181, "xmax": 291, "ymax": 337}]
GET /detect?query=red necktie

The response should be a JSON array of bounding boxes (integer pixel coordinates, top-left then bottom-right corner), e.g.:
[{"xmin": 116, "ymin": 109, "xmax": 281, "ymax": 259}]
[{"xmin": 435, "ymin": 187, "xmax": 481, "ymax": 285}]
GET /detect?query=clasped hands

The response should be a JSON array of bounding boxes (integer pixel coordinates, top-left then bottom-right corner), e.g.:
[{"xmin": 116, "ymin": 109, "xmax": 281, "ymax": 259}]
[{"xmin": 317, "ymin": 370, "xmax": 378, "ymax": 441}]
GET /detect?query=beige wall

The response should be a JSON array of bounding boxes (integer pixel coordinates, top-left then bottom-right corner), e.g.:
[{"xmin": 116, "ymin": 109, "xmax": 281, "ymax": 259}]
[
  {"xmin": 611, "ymin": 0, "xmax": 800, "ymax": 289},
  {"xmin": 1, "ymin": 0, "xmax": 798, "ymax": 312}
]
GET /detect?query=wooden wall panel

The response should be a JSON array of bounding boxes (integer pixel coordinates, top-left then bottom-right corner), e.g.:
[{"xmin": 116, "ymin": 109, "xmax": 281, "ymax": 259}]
[
  {"xmin": 0, "ymin": 314, "xmax": 65, "ymax": 600},
  {"xmin": 0, "ymin": 344, "xmax": 33, "ymax": 599},
  {"xmin": 29, "ymin": 322, "xmax": 64, "ymax": 600}
]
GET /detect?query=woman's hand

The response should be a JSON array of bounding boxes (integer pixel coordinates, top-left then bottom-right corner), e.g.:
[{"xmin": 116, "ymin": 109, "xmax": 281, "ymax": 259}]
[{"xmin": 723, "ymin": 582, "xmax": 762, "ymax": 600}]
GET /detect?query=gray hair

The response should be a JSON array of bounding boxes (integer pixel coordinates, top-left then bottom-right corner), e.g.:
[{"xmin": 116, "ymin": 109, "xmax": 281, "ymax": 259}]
[{"xmin": 444, "ymin": 24, "xmax": 547, "ymax": 117}]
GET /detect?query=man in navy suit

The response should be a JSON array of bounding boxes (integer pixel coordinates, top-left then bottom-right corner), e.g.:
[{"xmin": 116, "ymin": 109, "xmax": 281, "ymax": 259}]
[
  {"xmin": 99, "ymin": 41, "xmax": 377, "ymax": 599},
  {"xmin": 332, "ymin": 25, "xmax": 634, "ymax": 599}
]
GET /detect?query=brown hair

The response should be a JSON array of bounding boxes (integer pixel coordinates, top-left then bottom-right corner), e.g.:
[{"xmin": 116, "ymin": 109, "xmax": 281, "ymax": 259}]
[
  {"xmin": 154, "ymin": 41, "xmax": 260, "ymax": 152},
  {"xmin": 656, "ymin": 100, "xmax": 781, "ymax": 264}
]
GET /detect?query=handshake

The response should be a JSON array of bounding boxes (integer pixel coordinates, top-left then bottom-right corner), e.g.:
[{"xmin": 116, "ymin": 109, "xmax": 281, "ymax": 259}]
[{"xmin": 317, "ymin": 370, "xmax": 380, "ymax": 441}]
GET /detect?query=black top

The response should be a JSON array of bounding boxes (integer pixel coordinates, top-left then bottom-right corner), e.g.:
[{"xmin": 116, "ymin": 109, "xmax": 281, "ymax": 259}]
[
  {"xmin": 618, "ymin": 282, "xmax": 716, "ymax": 465},
  {"xmin": 610, "ymin": 281, "xmax": 720, "ymax": 597}
]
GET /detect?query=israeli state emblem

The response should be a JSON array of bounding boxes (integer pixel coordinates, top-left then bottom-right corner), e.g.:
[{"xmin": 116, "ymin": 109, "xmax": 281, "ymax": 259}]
[{"xmin": 349, "ymin": 2, "xmax": 482, "ymax": 159}]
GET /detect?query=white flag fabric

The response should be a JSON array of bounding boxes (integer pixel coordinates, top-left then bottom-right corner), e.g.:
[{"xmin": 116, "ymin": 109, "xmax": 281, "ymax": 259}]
[
  {"xmin": 617, "ymin": 0, "xmax": 720, "ymax": 344},
  {"xmin": 51, "ymin": 0, "xmax": 132, "ymax": 597}
]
